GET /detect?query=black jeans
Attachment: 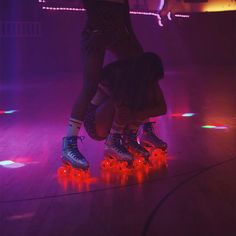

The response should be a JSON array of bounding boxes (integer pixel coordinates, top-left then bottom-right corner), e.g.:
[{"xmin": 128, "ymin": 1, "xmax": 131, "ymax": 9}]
[{"xmin": 71, "ymin": 6, "xmax": 143, "ymax": 120}]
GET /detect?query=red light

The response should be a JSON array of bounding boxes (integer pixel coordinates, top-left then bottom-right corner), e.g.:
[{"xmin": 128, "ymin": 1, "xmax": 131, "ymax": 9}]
[{"xmin": 171, "ymin": 113, "xmax": 182, "ymax": 117}]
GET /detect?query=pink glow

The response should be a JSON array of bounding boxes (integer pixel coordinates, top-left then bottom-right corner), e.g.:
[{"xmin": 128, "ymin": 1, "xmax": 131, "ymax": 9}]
[
  {"xmin": 171, "ymin": 113, "xmax": 195, "ymax": 117},
  {"xmin": 202, "ymin": 124, "xmax": 228, "ymax": 130},
  {"xmin": 0, "ymin": 160, "xmax": 25, "ymax": 168},
  {"xmin": 7, "ymin": 213, "xmax": 35, "ymax": 220}
]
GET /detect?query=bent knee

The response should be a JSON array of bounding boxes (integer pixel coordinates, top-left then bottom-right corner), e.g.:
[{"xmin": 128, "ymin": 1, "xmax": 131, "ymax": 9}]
[{"xmin": 152, "ymin": 102, "xmax": 167, "ymax": 117}]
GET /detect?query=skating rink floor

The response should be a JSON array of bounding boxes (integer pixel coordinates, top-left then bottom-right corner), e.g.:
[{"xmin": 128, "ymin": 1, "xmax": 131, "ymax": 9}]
[{"xmin": 0, "ymin": 66, "xmax": 236, "ymax": 236}]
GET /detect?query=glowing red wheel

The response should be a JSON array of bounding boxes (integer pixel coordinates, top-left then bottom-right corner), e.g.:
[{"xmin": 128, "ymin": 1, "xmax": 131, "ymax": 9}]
[
  {"xmin": 64, "ymin": 164, "xmax": 72, "ymax": 173},
  {"xmin": 118, "ymin": 161, "xmax": 128, "ymax": 172},
  {"xmin": 74, "ymin": 169, "xmax": 84, "ymax": 178},
  {"xmin": 57, "ymin": 166, "xmax": 68, "ymax": 176},
  {"xmin": 151, "ymin": 148, "xmax": 163, "ymax": 158},
  {"xmin": 101, "ymin": 160, "xmax": 112, "ymax": 170},
  {"xmin": 133, "ymin": 158, "xmax": 145, "ymax": 170}
]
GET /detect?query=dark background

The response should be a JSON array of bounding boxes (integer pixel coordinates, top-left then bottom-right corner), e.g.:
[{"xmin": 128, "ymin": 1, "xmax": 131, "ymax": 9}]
[{"xmin": 0, "ymin": 1, "xmax": 235, "ymax": 79}]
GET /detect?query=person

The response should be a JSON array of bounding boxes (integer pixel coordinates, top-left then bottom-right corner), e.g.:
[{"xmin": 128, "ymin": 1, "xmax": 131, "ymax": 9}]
[
  {"xmin": 62, "ymin": 0, "xmax": 165, "ymax": 170},
  {"xmin": 84, "ymin": 52, "xmax": 167, "ymax": 165}
]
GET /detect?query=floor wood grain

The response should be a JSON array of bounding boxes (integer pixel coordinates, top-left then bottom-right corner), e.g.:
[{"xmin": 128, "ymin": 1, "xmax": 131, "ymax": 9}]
[{"xmin": 0, "ymin": 66, "xmax": 236, "ymax": 236}]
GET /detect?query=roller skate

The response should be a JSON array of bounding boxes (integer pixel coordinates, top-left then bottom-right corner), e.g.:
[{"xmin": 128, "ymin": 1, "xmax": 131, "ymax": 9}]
[
  {"xmin": 138, "ymin": 122, "xmax": 167, "ymax": 168},
  {"xmin": 101, "ymin": 133, "xmax": 134, "ymax": 173},
  {"xmin": 58, "ymin": 136, "xmax": 90, "ymax": 180},
  {"xmin": 123, "ymin": 130, "xmax": 150, "ymax": 170}
]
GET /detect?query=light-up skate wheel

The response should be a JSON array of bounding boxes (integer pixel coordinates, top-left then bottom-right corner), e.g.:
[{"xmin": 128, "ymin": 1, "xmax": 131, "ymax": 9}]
[
  {"xmin": 70, "ymin": 169, "xmax": 83, "ymax": 178},
  {"xmin": 149, "ymin": 148, "xmax": 167, "ymax": 169},
  {"xmin": 118, "ymin": 161, "xmax": 129, "ymax": 172},
  {"xmin": 133, "ymin": 158, "xmax": 145, "ymax": 170},
  {"xmin": 101, "ymin": 159, "xmax": 112, "ymax": 170},
  {"xmin": 101, "ymin": 158, "xmax": 117, "ymax": 170},
  {"xmin": 57, "ymin": 166, "xmax": 69, "ymax": 176}
]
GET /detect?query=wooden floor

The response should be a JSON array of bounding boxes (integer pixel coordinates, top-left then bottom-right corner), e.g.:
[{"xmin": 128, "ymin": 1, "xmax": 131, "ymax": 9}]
[{"xmin": 0, "ymin": 66, "xmax": 236, "ymax": 236}]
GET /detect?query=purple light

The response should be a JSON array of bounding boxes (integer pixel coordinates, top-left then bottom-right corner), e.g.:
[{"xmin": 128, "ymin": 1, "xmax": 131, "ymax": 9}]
[
  {"xmin": 4, "ymin": 109, "xmax": 18, "ymax": 114},
  {"xmin": 157, "ymin": 0, "xmax": 165, "ymax": 12},
  {"xmin": 0, "ymin": 160, "xmax": 25, "ymax": 168},
  {"xmin": 7, "ymin": 212, "xmax": 35, "ymax": 220},
  {"xmin": 214, "ymin": 126, "xmax": 228, "ymax": 130},
  {"xmin": 0, "ymin": 109, "xmax": 18, "ymax": 115},
  {"xmin": 0, "ymin": 160, "xmax": 15, "ymax": 166},
  {"xmin": 202, "ymin": 125, "xmax": 228, "ymax": 130}
]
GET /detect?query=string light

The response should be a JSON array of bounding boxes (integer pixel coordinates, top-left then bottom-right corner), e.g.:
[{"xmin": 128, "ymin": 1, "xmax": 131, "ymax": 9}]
[
  {"xmin": 174, "ymin": 14, "xmax": 190, "ymax": 18},
  {"xmin": 39, "ymin": 2, "xmax": 191, "ymax": 27},
  {"xmin": 41, "ymin": 6, "xmax": 165, "ymax": 26}
]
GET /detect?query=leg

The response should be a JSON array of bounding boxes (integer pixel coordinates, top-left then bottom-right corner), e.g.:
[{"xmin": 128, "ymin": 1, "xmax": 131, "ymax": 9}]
[
  {"xmin": 108, "ymin": 0, "xmax": 143, "ymax": 59},
  {"xmin": 71, "ymin": 29, "xmax": 106, "ymax": 120},
  {"xmin": 108, "ymin": 27, "xmax": 143, "ymax": 59},
  {"xmin": 124, "ymin": 83, "xmax": 168, "ymax": 158},
  {"xmin": 104, "ymin": 105, "xmax": 135, "ymax": 164},
  {"xmin": 84, "ymin": 98, "xmax": 115, "ymax": 140},
  {"xmin": 62, "ymin": 29, "xmax": 107, "ymax": 170},
  {"xmin": 138, "ymin": 84, "xmax": 168, "ymax": 151}
]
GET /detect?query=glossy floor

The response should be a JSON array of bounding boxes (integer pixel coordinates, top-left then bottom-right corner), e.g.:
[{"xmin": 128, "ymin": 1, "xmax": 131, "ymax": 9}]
[{"xmin": 0, "ymin": 66, "xmax": 236, "ymax": 236}]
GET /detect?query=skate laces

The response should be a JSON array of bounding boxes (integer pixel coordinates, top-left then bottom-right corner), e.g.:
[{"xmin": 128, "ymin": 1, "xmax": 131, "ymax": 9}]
[
  {"xmin": 144, "ymin": 122, "xmax": 155, "ymax": 133},
  {"xmin": 129, "ymin": 133, "xmax": 148, "ymax": 153},
  {"xmin": 111, "ymin": 133, "xmax": 129, "ymax": 154},
  {"xmin": 78, "ymin": 136, "xmax": 85, "ymax": 143},
  {"xmin": 67, "ymin": 136, "xmax": 86, "ymax": 161}
]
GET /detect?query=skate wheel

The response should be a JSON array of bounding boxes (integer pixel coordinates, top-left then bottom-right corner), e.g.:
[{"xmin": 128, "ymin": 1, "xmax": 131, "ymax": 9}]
[
  {"xmin": 133, "ymin": 158, "xmax": 145, "ymax": 170},
  {"xmin": 83, "ymin": 170, "xmax": 90, "ymax": 179},
  {"xmin": 101, "ymin": 160, "xmax": 111, "ymax": 170},
  {"xmin": 70, "ymin": 168, "xmax": 83, "ymax": 178},
  {"xmin": 118, "ymin": 161, "xmax": 129, "ymax": 172},
  {"xmin": 149, "ymin": 149, "xmax": 168, "ymax": 169},
  {"xmin": 151, "ymin": 149, "xmax": 163, "ymax": 158},
  {"xmin": 142, "ymin": 143, "xmax": 152, "ymax": 152},
  {"xmin": 57, "ymin": 166, "xmax": 68, "ymax": 176}
]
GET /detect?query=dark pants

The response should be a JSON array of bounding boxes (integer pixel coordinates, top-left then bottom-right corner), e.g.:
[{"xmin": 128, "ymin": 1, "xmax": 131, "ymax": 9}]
[{"xmin": 71, "ymin": 23, "xmax": 143, "ymax": 120}]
